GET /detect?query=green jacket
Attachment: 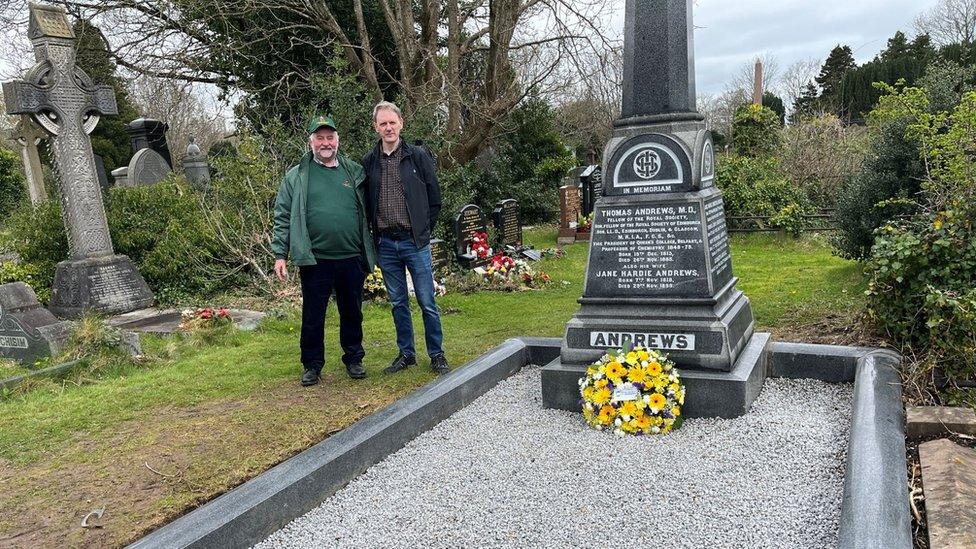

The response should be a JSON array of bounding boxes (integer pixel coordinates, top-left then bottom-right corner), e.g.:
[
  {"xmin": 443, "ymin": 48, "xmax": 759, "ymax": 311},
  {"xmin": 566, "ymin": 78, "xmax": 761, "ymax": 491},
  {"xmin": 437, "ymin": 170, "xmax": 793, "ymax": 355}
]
[{"xmin": 272, "ymin": 152, "xmax": 377, "ymax": 270}]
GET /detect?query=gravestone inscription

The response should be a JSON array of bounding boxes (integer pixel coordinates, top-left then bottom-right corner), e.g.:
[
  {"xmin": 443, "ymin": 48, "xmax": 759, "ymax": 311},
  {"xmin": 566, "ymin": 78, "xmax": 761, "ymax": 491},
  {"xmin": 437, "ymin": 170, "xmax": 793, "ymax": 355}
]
[
  {"xmin": 2, "ymin": 4, "xmax": 154, "ymax": 318},
  {"xmin": 429, "ymin": 239, "xmax": 449, "ymax": 271},
  {"xmin": 453, "ymin": 204, "xmax": 489, "ymax": 269},
  {"xmin": 0, "ymin": 282, "xmax": 71, "ymax": 364},
  {"xmin": 492, "ymin": 199, "xmax": 521, "ymax": 248}
]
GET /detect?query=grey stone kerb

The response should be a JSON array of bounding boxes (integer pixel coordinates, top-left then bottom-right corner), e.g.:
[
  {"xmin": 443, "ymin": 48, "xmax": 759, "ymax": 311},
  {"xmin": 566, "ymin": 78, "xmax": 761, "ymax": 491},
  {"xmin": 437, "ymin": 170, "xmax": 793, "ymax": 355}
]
[{"xmin": 2, "ymin": 4, "xmax": 117, "ymax": 261}]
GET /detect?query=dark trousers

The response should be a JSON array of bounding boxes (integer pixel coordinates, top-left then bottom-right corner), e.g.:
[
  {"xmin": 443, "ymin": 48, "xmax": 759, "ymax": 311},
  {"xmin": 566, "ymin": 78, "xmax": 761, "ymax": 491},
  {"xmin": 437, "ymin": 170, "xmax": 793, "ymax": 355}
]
[{"xmin": 299, "ymin": 257, "xmax": 368, "ymax": 371}]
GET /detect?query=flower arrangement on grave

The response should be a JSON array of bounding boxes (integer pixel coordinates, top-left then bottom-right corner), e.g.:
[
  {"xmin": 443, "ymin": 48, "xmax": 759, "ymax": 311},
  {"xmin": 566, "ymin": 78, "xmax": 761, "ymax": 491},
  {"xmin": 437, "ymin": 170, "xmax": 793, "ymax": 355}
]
[
  {"xmin": 468, "ymin": 231, "xmax": 491, "ymax": 259},
  {"xmin": 579, "ymin": 346, "xmax": 685, "ymax": 436},
  {"xmin": 577, "ymin": 212, "xmax": 593, "ymax": 233},
  {"xmin": 179, "ymin": 307, "xmax": 233, "ymax": 331},
  {"xmin": 363, "ymin": 266, "xmax": 387, "ymax": 300},
  {"xmin": 482, "ymin": 252, "xmax": 552, "ymax": 289}
]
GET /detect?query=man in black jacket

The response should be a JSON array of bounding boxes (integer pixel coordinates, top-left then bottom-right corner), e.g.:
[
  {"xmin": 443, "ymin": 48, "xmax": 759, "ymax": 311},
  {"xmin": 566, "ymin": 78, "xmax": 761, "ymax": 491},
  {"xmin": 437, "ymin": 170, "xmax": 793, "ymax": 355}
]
[{"xmin": 363, "ymin": 101, "xmax": 450, "ymax": 375}]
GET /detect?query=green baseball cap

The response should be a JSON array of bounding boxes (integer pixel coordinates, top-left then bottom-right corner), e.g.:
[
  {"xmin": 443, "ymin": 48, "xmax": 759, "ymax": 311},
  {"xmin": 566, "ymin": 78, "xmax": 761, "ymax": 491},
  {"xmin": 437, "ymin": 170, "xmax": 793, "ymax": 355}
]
[{"xmin": 307, "ymin": 114, "xmax": 337, "ymax": 134}]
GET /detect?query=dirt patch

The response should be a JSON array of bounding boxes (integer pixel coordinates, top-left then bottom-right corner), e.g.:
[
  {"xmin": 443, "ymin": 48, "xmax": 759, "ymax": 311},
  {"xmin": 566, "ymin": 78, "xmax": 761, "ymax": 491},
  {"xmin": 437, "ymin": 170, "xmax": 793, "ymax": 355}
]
[
  {"xmin": 761, "ymin": 309, "xmax": 886, "ymax": 348},
  {"xmin": 0, "ymin": 375, "xmax": 415, "ymax": 548}
]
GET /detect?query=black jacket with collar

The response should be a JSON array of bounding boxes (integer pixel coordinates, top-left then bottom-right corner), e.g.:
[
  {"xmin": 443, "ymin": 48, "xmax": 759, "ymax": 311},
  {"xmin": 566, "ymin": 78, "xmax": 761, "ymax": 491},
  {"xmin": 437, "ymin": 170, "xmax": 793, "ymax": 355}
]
[{"xmin": 362, "ymin": 140, "xmax": 442, "ymax": 248}]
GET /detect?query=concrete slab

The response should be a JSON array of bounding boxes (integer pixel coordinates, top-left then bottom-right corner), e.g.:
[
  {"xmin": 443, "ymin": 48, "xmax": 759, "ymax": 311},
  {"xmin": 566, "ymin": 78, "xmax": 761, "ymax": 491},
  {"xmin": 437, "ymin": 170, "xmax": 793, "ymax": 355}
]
[
  {"xmin": 919, "ymin": 438, "xmax": 976, "ymax": 549},
  {"xmin": 106, "ymin": 308, "xmax": 266, "ymax": 334},
  {"xmin": 542, "ymin": 332, "xmax": 771, "ymax": 418},
  {"xmin": 907, "ymin": 406, "xmax": 976, "ymax": 439}
]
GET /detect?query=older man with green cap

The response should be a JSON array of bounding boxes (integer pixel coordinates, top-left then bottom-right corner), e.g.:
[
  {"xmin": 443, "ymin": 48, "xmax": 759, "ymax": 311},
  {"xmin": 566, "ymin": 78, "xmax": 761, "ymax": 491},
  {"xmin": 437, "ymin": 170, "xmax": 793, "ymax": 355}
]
[{"xmin": 272, "ymin": 114, "xmax": 376, "ymax": 386}]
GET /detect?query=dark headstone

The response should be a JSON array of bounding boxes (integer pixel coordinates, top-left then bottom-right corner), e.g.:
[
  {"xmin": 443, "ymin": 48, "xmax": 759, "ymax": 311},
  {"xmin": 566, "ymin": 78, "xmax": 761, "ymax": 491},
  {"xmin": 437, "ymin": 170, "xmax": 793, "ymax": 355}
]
[
  {"xmin": 429, "ymin": 239, "xmax": 449, "ymax": 271},
  {"xmin": 0, "ymin": 282, "xmax": 72, "ymax": 364},
  {"xmin": 553, "ymin": 0, "xmax": 759, "ymax": 409},
  {"xmin": 126, "ymin": 118, "xmax": 173, "ymax": 167},
  {"xmin": 453, "ymin": 204, "xmax": 489, "ymax": 269},
  {"xmin": 93, "ymin": 153, "xmax": 111, "ymax": 195},
  {"xmin": 580, "ymin": 165, "xmax": 603, "ymax": 217},
  {"xmin": 558, "ymin": 185, "xmax": 581, "ymax": 244},
  {"xmin": 492, "ymin": 199, "xmax": 522, "ymax": 248},
  {"xmin": 50, "ymin": 255, "xmax": 154, "ymax": 318},
  {"xmin": 620, "ymin": 0, "xmax": 697, "ymax": 119}
]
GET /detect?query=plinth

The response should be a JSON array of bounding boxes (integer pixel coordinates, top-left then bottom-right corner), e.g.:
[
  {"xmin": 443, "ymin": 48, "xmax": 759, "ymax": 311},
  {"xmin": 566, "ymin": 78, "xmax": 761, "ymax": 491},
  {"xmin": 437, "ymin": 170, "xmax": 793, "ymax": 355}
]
[{"xmin": 50, "ymin": 255, "xmax": 155, "ymax": 318}]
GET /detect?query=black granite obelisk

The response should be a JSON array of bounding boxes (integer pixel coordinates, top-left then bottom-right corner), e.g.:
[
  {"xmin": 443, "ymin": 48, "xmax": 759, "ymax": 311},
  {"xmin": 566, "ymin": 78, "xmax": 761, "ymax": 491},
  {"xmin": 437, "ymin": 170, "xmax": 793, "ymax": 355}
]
[{"xmin": 541, "ymin": 0, "xmax": 768, "ymax": 418}]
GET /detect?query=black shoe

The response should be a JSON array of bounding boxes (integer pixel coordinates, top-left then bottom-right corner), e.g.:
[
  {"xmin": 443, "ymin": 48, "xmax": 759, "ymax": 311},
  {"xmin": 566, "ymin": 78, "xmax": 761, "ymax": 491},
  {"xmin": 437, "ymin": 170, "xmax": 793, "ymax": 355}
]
[
  {"xmin": 301, "ymin": 367, "xmax": 321, "ymax": 386},
  {"xmin": 430, "ymin": 354, "xmax": 451, "ymax": 375},
  {"xmin": 346, "ymin": 363, "xmax": 366, "ymax": 379},
  {"xmin": 383, "ymin": 352, "xmax": 416, "ymax": 374}
]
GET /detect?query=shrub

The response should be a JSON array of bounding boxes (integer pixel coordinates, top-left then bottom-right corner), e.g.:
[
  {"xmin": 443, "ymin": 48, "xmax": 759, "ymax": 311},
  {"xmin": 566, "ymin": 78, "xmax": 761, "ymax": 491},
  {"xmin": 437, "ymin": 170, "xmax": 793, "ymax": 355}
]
[
  {"xmin": 0, "ymin": 261, "xmax": 50, "ymax": 303},
  {"xmin": 4, "ymin": 200, "xmax": 66, "ymax": 291},
  {"xmin": 716, "ymin": 155, "xmax": 814, "ymax": 235},
  {"xmin": 780, "ymin": 114, "xmax": 868, "ymax": 208},
  {"xmin": 730, "ymin": 103, "xmax": 782, "ymax": 157},
  {"xmin": 0, "ymin": 148, "xmax": 28, "ymax": 222}
]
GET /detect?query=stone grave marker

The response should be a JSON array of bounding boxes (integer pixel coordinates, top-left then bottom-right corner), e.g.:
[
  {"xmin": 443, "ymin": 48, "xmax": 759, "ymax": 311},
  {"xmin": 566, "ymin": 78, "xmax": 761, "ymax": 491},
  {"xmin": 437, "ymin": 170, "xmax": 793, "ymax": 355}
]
[
  {"xmin": 9, "ymin": 115, "xmax": 47, "ymax": 205},
  {"xmin": 453, "ymin": 204, "xmax": 489, "ymax": 269},
  {"xmin": 492, "ymin": 199, "xmax": 522, "ymax": 248},
  {"xmin": 0, "ymin": 282, "xmax": 72, "ymax": 364},
  {"xmin": 542, "ymin": 0, "xmax": 765, "ymax": 419},
  {"xmin": 558, "ymin": 184, "xmax": 581, "ymax": 244},
  {"xmin": 126, "ymin": 118, "xmax": 173, "ymax": 167},
  {"xmin": 580, "ymin": 165, "xmax": 603, "ymax": 218},
  {"xmin": 429, "ymin": 239, "xmax": 449, "ymax": 271},
  {"xmin": 93, "ymin": 153, "xmax": 110, "ymax": 195},
  {"xmin": 126, "ymin": 147, "xmax": 172, "ymax": 186},
  {"xmin": 2, "ymin": 4, "xmax": 154, "ymax": 318},
  {"xmin": 182, "ymin": 137, "xmax": 212, "ymax": 191}
]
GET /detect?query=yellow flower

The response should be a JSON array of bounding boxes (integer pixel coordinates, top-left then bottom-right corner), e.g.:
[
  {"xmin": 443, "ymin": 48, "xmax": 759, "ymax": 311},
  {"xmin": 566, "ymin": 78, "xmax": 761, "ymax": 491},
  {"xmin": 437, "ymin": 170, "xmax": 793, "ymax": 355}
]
[
  {"xmin": 668, "ymin": 382, "xmax": 681, "ymax": 394},
  {"xmin": 595, "ymin": 378, "xmax": 609, "ymax": 389},
  {"xmin": 648, "ymin": 393, "xmax": 667, "ymax": 409},
  {"xmin": 671, "ymin": 406, "xmax": 681, "ymax": 417},
  {"xmin": 619, "ymin": 400, "xmax": 639, "ymax": 418},
  {"xmin": 582, "ymin": 386, "xmax": 595, "ymax": 401},
  {"xmin": 638, "ymin": 350, "xmax": 650, "ymax": 361},
  {"xmin": 598, "ymin": 405, "xmax": 616, "ymax": 424},
  {"xmin": 625, "ymin": 351, "xmax": 638, "ymax": 365},
  {"xmin": 606, "ymin": 361, "xmax": 627, "ymax": 382},
  {"xmin": 648, "ymin": 362, "xmax": 662, "ymax": 376},
  {"xmin": 627, "ymin": 366, "xmax": 648, "ymax": 384},
  {"xmin": 634, "ymin": 415, "xmax": 651, "ymax": 431},
  {"xmin": 593, "ymin": 387, "xmax": 612, "ymax": 406}
]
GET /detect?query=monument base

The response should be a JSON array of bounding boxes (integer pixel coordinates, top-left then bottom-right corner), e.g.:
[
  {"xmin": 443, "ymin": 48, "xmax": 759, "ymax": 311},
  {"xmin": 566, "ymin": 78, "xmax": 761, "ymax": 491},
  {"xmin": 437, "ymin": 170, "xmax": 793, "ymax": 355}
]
[
  {"xmin": 542, "ymin": 332, "xmax": 771, "ymax": 419},
  {"xmin": 50, "ymin": 255, "xmax": 154, "ymax": 318}
]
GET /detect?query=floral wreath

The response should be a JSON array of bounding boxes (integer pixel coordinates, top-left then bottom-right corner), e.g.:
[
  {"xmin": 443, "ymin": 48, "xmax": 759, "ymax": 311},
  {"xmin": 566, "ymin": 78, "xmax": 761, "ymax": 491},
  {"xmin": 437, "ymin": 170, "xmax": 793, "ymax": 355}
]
[{"xmin": 579, "ymin": 345, "xmax": 685, "ymax": 436}]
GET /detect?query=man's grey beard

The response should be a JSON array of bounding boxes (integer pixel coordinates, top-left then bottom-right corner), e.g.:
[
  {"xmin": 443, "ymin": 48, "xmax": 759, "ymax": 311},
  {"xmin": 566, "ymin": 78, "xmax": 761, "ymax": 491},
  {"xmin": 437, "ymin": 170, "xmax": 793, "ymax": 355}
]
[{"xmin": 314, "ymin": 147, "xmax": 337, "ymax": 162}]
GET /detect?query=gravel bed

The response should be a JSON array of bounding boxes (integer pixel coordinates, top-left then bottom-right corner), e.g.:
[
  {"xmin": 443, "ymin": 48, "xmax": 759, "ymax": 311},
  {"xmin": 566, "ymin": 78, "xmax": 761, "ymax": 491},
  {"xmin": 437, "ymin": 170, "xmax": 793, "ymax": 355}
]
[{"xmin": 256, "ymin": 366, "xmax": 854, "ymax": 549}]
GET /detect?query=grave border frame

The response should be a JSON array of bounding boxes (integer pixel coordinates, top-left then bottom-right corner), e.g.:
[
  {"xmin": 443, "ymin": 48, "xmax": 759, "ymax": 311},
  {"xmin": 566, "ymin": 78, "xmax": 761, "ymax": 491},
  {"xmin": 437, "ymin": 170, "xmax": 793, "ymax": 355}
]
[{"xmin": 128, "ymin": 339, "xmax": 910, "ymax": 549}]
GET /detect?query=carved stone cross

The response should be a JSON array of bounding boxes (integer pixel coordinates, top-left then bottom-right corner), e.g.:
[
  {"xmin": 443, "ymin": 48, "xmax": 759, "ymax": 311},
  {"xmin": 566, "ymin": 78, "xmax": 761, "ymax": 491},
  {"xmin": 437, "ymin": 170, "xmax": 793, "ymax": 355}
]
[{"xmin": 2, "ymin": 4, "xmax": 117, "ymax": 260}]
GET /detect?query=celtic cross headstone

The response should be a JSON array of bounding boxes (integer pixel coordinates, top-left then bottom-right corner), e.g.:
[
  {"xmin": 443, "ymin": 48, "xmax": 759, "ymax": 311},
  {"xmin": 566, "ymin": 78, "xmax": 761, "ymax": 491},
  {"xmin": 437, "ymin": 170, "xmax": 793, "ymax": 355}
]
[
  {"xmin": 542, "ymin": 0, "xmax": 767, "ymax": 419},
  {"xmin": 2, "ymin": 4, "xmax": 153, "ymax": 318}
]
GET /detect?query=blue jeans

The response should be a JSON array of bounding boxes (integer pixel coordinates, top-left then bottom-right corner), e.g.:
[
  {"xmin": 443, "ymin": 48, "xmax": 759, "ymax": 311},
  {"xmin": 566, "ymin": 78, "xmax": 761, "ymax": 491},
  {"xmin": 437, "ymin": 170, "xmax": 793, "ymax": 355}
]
[{"xmin": 377, "ymin": 236, "xmax": 444, "ymax": 358}]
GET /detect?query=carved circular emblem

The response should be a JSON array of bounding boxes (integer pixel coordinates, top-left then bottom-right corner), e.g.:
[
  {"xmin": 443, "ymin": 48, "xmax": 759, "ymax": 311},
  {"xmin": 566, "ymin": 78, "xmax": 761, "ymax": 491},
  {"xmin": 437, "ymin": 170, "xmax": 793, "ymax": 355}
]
[
  {"xmin": 633, "ymin": 149, "xmax": 661, "ymax": 180},
  {"xmin": 703, "ymin": 142, "xmax": 714, "ymax": 177}
]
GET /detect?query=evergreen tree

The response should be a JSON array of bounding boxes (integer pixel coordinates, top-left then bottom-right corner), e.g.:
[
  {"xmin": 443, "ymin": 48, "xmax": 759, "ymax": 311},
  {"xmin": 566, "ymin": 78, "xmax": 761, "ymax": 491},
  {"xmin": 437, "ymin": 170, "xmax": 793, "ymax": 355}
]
[
  {"xmin": 816, "ymin": 45, "xmax": 857, "ymax": 102},
  {"xmin": 72, "ymin": 20, "xmax": 140, "ymax": 173},
  {"xmin": 761, "ymin": 92, "xmax": 786, "ymax": 125},
  {"xmin": 790, "ymin": 82, "xmax": 820, "ymax": 121},
  {"xmin": 880, "ymin": 31, "xmax": 909, "ymax": 61}
]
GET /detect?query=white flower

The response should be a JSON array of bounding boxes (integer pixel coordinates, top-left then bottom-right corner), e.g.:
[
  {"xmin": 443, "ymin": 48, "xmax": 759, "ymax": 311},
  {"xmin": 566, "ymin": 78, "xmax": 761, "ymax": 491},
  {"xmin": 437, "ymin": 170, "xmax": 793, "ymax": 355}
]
[
  {"xmin": 594, "ymin": 372, "xmax": 603, "ymax": 380},
  {"xmin": 614, "ymin": 429, "xmax": 625, "ymax": 437},
  {"xmin": 584, "ymin": 402, "xmax": 594, "ymax": 411},
  {"xmin": 614, "ymin": 417, "xmax": 622, "ymax": 426},
  {"xmin": 643, "ymin": 395, "xmax": 651, "ymax": 404},
  {"xmin": 651, "ymin": 426, "xmax": 660, "ymax": 434}
]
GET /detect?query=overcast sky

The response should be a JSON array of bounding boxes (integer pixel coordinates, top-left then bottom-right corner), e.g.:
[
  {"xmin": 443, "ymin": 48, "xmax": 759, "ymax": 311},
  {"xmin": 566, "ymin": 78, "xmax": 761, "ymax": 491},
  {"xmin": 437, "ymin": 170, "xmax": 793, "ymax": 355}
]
[{"xmin": 610, "ymin": 0, "xmax": 942, "ymax": 95}]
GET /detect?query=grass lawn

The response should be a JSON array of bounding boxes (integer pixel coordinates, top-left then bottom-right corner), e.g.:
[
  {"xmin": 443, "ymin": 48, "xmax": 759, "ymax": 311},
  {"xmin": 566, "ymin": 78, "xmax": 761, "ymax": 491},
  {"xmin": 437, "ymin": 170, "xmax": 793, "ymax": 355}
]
[{"xmin": 0, "ymin": 228, "xmax": 865, "ymax": 547}]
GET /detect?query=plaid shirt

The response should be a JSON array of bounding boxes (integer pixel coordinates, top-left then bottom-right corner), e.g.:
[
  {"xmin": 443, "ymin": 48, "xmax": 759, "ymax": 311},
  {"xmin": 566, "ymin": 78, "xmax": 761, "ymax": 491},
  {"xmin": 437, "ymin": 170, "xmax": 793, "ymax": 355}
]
[{"xmin": 377, "ymin": 141, "xmax": 412, "ymax": 231}]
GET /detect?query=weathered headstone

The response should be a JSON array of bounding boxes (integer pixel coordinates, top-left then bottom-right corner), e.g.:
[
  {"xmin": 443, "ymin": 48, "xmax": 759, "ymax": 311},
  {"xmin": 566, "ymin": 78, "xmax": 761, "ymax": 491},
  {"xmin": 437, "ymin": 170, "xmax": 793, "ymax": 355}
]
[
  {"xmin": 110, "ymin": 166, "xmax": 130, "ymax": 187},
  {"xmin": 93, "ymin": 153, "xmax": 110, "ymax": 195},
  {"xmin": 429, "ymin": 239, "xmax": 449, "ymax": 271},
  {"xmin": 182, "ymin": 137, "xmax": 211, "ymax": 191},
  {"xmin": 0, "ymin": 282, "xmax": 71, "ymax": 364},
  {"xmin": 558, "ymin": 185, "xmax": 581, "ymax": 245},
  {"xmin": 127, "ymin": 147, "xmax": 172, "ymax": 186},
  {"xmin": 126, "ymin": 118, "xmax": 173, "ymax": 167},
  {"xmin": 492, "ymin": 199, "xmax": 522, "ymax": 248},
  {"xmin": 542, "ymin": 0, "xmax": 764, "ymax": 419},
  {"xmin": 2, "ymin": 4, "xmax": 154, "ymax": 318},
  {"xmin": 9, "ymin": 115, "xmax": 48, "ymax": 205},
  {"xmin": 454, "ymin": 204, "xmax": 489, "ymax": 269}
]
